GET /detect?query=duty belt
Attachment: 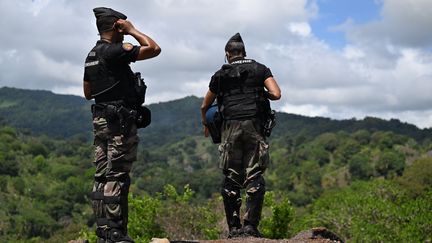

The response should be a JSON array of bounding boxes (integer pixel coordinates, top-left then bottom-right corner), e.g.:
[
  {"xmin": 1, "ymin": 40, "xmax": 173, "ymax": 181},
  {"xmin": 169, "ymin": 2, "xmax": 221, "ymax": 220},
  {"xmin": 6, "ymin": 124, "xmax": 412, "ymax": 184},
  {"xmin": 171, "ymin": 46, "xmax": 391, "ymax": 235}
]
[
  {"xmin": 91, "ymin": 101, "xmax": 137, "ymax": 135},
  {"xmin": 92, "ymin": 100, "xmax": 124, "ymax": 114}
]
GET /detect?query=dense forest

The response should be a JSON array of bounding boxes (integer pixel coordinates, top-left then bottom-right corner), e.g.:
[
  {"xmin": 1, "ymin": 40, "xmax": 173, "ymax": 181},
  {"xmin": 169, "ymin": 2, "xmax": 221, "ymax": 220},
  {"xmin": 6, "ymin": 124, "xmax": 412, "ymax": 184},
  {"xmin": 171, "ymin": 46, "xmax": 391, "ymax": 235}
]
[{"xmin": 0, "ymin": 87, "xmax": 431, "ymax": 242}]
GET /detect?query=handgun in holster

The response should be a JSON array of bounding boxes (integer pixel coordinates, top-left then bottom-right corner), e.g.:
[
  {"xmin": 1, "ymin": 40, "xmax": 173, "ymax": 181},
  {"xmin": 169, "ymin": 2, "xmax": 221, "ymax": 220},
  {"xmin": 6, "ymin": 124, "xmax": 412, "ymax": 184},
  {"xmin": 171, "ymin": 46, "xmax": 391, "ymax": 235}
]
[
  {"xmin": 263, "ymin": 110, "xmax": 276, "ymax": 137},
  {"xmin": 117, "ymin": 106, "xmax": 137, "ymax": 135}
]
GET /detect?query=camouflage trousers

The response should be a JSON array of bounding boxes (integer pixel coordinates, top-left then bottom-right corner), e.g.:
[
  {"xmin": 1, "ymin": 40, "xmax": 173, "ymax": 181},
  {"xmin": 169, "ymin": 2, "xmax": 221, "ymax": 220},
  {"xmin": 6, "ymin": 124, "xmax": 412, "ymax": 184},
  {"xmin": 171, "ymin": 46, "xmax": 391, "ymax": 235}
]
[
  {"xmin": 91, "ymin": 114, "xmax": 139, "ymax": 238},
  {"xmin": 218, "ymin": 119, "xmax": 269, "ymax": 229}
]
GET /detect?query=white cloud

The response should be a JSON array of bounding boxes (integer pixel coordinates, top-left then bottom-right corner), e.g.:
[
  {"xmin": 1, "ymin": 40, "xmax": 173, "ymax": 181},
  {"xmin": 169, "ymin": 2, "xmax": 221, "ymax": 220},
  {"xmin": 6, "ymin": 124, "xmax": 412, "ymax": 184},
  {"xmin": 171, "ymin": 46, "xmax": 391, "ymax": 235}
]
[
  {"xmin": 288, "ymin": 22, "xmax": 311, "ymax": 37},
  {"xmin": 0, "ymin": 0, "xmax": 431, "ymax": 128},
  {"xmin": 33, "ymin": 50, "xmax": 82, "ymax": 85},
  {"xmin": 281, "ymin": 103, "xmax": 329, "ymax": 117},
  {"xmin": 343, "ymin": 45, "xmax": 365, "ymax": 60},
  {"xmin": 345, "ymin": 0, "xmax": 432, "ymax": 48}
]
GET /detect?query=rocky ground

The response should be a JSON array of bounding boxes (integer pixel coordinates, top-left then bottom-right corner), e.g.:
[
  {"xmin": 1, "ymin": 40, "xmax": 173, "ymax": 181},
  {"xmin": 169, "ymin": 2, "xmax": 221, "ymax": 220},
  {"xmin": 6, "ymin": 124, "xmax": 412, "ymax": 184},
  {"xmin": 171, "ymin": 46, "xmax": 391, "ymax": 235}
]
[
  {"xmin": 151, "ymin": 227, "xmax": 344, "ymax": 243},
  {"xmin": 69, "ymin": 227, "xmax": 344, "ymax": 243}
]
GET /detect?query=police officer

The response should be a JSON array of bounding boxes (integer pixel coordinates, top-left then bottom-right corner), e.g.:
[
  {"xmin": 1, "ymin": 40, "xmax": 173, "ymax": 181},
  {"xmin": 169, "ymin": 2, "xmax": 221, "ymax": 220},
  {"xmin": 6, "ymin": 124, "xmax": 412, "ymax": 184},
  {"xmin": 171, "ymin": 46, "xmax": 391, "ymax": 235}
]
[
  {"xmin": 83, "ymin": 7, "xmax": 161, "ymax": 243},
  {"xmin": 201, "ymin": 33, "xmax": 281, "ymax": 238}
]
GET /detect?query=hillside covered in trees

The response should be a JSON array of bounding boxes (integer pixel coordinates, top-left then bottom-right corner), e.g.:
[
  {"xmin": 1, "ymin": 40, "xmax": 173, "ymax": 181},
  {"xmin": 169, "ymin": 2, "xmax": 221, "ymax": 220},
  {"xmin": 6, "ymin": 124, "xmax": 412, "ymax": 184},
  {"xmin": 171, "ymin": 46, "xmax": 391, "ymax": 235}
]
[{"xmin": 0, "ymin": 87, "xmax": 431, "ymax": 242}]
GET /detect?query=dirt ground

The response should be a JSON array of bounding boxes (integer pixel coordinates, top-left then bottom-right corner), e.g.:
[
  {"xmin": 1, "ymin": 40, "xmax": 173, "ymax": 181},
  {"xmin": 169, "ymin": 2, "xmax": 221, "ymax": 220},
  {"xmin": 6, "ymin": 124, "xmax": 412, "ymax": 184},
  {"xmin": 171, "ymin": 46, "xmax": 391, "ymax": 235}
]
[
  {"xmin": 70, "ymin": 227, "xmax": 344, "ymax": 243},
  {"xmin": 197, "ymin": 237, "xmax": 337, "ymax": 243},
  {"xmin": 160, "ymin": 227, "xmax": 344, "ymax": 243}
]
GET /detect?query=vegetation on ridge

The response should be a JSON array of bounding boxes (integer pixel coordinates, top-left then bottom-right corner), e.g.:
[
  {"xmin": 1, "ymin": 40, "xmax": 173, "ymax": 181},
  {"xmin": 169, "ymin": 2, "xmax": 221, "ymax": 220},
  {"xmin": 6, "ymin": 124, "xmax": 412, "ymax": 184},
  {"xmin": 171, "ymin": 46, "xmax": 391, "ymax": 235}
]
[{"xmin": 0, "ymin": 87, "xmax": 431, "ymax": 242}]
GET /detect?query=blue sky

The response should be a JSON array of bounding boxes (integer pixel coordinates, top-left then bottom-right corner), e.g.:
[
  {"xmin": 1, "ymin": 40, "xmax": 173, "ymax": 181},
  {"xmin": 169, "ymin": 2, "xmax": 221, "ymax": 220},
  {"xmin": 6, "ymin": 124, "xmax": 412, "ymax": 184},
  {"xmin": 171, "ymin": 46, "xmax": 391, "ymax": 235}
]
[
  {"xmin": 311, "ymin": 0, "xmax": 382, "ymax": 47},
  {"xmin": 0, "ymin": 0, "xmax": 431, "ymax": 128}
]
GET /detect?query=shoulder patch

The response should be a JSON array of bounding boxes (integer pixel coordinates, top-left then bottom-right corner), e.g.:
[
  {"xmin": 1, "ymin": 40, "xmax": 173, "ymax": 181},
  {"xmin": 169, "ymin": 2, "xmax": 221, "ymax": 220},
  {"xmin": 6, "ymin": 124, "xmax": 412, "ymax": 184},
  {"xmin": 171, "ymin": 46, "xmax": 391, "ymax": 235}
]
[{"xmin": 122, "ymin": 43, "xmax": 133, "ymax": 51}]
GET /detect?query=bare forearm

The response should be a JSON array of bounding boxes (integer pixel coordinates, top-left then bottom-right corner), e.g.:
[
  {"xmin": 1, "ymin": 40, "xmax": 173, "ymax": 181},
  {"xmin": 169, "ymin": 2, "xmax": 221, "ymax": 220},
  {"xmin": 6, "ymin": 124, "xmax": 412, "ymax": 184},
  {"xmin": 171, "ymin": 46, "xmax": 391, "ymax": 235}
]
[
  {"xmin": 266, "ymin": 90, "xmax": 281, "ymax": 100},
  {"xmin": 129, "ymin": 29, "xmax": 158, "ymax": 49},
  {"xmin": 264, "ymin": 77, "xmax": 281, "ymax": 100},
  {"xmin": 129, "ymin": 29, "xmax": 161, "ymax": 59},
  {"xmin": 83, "ymin": 81, "xmax": 92, "ymax": 100}
]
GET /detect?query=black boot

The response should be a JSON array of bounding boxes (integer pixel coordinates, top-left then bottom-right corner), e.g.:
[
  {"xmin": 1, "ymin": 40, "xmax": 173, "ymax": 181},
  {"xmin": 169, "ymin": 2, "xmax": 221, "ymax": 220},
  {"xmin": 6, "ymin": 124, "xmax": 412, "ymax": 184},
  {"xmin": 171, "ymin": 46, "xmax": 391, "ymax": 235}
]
[
  {"xmin": 227, "ymin": 211, "xmax": 242, "ymax": 238},
  {"xmin": 106, "ymin": 228, "xmax": 134, "ymax": 243},
  {"xmin": 243, "ymin": 223, "xmax": 263, "ymax": 238},
  {"xmin": 228, "ymin": 226, "xmax": 242, "ymax": 238}
]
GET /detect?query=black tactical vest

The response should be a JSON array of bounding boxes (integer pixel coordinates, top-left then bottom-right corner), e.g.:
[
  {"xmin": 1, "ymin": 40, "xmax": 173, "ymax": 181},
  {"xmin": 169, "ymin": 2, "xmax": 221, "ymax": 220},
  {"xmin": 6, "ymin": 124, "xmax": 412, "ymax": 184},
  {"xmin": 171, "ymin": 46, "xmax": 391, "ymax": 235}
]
[
  {"xmin": 216, "ymin": 59, "xmax": 269, "ymax": 120},
  {"xmin": 84, "ymin": 42, "xmax": 136, "ymax": 105}
]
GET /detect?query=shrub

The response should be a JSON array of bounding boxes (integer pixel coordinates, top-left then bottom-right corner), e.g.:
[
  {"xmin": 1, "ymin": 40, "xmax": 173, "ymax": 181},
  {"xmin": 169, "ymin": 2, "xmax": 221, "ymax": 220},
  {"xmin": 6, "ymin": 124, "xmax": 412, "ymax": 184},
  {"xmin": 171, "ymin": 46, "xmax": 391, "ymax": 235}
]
[{"xmin": 260, "ymin": 191, "xmax": 295, "ymax": 239}]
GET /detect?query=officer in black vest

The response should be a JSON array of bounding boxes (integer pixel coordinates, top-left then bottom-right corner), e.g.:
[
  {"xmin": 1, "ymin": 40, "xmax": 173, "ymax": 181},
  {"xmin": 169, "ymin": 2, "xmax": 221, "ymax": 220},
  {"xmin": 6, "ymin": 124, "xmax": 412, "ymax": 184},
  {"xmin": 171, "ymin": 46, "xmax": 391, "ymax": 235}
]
[
  {"xmin": 83, "ymin": 7, "xmax": 160, "ymax": 243},
  {"xmin": 201, "ymin": 33, "xmax": 281, "ymax": 238}
]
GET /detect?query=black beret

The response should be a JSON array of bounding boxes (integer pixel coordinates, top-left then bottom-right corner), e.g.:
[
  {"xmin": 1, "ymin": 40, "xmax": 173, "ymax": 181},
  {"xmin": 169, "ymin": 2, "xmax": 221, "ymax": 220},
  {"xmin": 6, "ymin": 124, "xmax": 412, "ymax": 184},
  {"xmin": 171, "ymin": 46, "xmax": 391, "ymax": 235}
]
[
  {"xmin": 225, "ymin": 33, "xmax": 246, "ymax": 55},
  {"xmin": 93, "ymin": 7, "xmax": 127, "ymax": 33},
  {"xmin": 226, "ymin": 33, "xmax": 244, "ymax": 44},
  {"xmin": 93, "ymin": 7, "xmax": 127, "ymax": 20}
]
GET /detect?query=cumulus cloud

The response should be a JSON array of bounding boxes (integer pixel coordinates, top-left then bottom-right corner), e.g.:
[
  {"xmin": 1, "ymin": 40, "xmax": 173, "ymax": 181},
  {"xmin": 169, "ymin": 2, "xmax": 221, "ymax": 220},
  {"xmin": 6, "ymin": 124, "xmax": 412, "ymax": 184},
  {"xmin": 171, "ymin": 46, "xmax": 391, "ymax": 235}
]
[
  {"xmin": 345, "ymin": 0, "xmax": 432, "ymax": 49},
  {"xmin": 0, "ymin": 0, "xmax": 431, "ymax": 128},
  {"xmin": 288, "ymin": 22, "xmax": 312, "ymax": 37}
]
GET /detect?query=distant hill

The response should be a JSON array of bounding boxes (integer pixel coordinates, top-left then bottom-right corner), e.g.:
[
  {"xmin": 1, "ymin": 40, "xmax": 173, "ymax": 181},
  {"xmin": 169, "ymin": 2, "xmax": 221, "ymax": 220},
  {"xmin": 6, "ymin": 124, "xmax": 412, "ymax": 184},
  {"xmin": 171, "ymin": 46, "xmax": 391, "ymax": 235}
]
[
  {"xmin": 0, "ymin": 87, "xmax": 91, "ymax": 138},
  {"xmin": 0, "ymin": 87, "xmax": 204, "ymax": 146},
  {"xmin": 274, "ymin": 113, "xmax": 432, "ymax": 142},
  {"xmin": 0, "ymin": 86, "xmax": 431, "ymax": 144}
]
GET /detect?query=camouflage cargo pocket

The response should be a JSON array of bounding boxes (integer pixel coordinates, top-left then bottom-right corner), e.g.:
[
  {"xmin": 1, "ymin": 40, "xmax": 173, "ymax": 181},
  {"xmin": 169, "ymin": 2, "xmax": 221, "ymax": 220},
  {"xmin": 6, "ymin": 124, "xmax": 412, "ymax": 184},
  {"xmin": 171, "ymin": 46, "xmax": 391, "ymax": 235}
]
[
  {"xmin": 258, "ymin": 140, "xmax": 269, "ymax": 168},
  {"xmin": 110, "ymin": 133, "xmax": 138, "ymax": 164},
  {"xmin": 218, "ymin": 141, "xmax": 232, "ymax": 170},
  {"xmin": 93, "ymin": 117, "xmax": 108, "ymax": 141}
]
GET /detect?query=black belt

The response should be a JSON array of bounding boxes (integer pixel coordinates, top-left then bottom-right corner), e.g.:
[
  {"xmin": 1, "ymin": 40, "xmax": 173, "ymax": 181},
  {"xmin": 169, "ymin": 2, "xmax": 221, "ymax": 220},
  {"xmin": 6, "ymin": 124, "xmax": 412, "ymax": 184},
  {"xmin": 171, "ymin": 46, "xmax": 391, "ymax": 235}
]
[{"xmin": 91, "ymin": 100, "xmax": 134, "ymax": 117}]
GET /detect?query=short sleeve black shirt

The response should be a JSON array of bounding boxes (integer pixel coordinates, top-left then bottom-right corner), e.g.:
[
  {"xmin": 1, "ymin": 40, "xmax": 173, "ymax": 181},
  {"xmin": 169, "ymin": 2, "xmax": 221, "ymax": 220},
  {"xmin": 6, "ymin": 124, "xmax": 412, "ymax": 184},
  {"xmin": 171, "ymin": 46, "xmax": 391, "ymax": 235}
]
[
  {"xmin": 209, "ymin": 58, "xmax": 273, "ymax": 94},
  {"xmin": 83, "ymin": 40, "xmax": 140, "ymax": 81},
  {"xmin": 83, "ymin": 40, "xmax": 140, "ymax": 103}
]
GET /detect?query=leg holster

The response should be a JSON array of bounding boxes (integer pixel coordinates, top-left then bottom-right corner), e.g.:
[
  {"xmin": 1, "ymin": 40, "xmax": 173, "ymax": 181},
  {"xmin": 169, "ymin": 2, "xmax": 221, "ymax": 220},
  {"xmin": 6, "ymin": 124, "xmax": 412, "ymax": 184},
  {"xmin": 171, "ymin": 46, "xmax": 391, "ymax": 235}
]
[
  {"xmin": 244, "ymin": 175, "xmax": 265, "ymax": 227},
  {"xmin": 91, "ymin": 174, "xmax": 131, "ymax": 240},
  {"xmin": 92, "ymin": 176, "xmax": 107, "ymax": 225},
  {"xmin": 221, "ymin": 177, "xmax": 242, "ymax": 229}
]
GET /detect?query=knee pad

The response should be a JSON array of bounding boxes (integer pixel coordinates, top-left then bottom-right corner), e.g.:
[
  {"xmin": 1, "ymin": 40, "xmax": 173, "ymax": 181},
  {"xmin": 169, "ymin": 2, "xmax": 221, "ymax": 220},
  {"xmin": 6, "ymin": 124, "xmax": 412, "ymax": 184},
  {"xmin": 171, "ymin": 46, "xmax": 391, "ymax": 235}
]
[
  {"xmin": 93, "ymin": 174, "xmax": 131, "ymax": 233},
  {"xmin": 91, "ymin": 181, "xmax": 106, "ymax": 219}
]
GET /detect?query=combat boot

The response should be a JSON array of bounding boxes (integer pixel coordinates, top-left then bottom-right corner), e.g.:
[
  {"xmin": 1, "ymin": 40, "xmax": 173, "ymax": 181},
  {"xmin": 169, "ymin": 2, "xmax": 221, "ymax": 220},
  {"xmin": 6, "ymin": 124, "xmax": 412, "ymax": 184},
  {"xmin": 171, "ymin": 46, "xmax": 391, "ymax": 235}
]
[
  {"xmin": 227, "ymin": 211, "xmax": 242, "ymax": 238},
  {"xmin": 96, "ymin": 229, "xmax": 134, "ymax": 243},
  {"xmin": 228, "ymin": 225, "xmax": 243, "ymax": 238},
  {"xmin": 243, "ymin": 224, "xmax": 262, "ymax": 238}
]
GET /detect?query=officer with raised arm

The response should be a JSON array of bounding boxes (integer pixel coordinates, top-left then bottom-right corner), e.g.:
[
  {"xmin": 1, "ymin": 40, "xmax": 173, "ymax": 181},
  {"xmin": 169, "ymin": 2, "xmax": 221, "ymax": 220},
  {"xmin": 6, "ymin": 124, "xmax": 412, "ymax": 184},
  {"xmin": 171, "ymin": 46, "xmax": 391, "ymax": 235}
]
[
  {"xmin": 200, "ymin": 33, "xmax": 281, "ymax": 238},
  {"xmin": 83, "ymin": 7, "xmax": 161, "ymax": 243}
]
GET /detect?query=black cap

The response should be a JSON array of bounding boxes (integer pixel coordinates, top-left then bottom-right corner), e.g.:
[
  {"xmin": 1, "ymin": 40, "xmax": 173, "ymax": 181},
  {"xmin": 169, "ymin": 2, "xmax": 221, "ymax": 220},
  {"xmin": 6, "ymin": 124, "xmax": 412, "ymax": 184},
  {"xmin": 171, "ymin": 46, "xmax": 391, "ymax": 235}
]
[
  {"xmin": 225, "ymin": 33, "xmax": 246, "ymax": 56},
  {"xmin": 93, "ymin": 7, "xmax": 127, "ymax": 33}
]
